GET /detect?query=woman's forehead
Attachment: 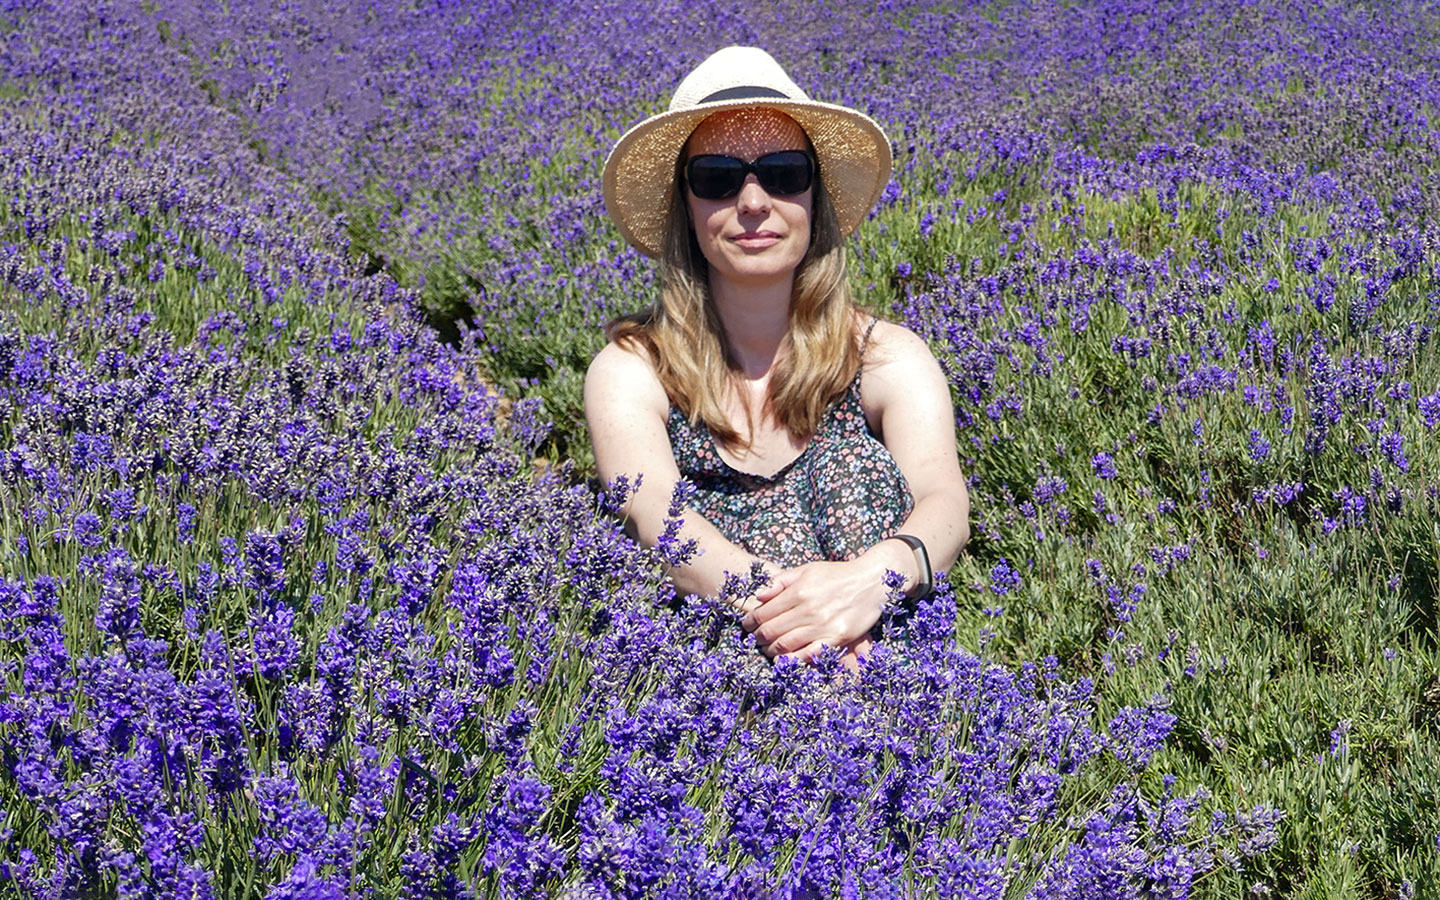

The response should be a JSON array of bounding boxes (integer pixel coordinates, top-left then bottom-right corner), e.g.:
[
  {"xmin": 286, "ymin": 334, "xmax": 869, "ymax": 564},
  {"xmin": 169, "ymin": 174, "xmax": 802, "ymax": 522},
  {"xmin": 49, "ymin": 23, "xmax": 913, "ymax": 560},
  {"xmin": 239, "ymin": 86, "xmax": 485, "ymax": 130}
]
[{"xmin": 685, "ymin": 109, "xmax": 808, "ymax": 159}]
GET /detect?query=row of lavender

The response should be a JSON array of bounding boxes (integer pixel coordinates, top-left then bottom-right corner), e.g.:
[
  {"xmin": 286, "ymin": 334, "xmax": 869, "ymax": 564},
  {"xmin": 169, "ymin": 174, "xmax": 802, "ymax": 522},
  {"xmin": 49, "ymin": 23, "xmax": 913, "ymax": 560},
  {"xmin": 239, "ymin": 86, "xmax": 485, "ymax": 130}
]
[{"xmin": 0, "ymin": 1, "xmax": 1293, "ymax": 898}]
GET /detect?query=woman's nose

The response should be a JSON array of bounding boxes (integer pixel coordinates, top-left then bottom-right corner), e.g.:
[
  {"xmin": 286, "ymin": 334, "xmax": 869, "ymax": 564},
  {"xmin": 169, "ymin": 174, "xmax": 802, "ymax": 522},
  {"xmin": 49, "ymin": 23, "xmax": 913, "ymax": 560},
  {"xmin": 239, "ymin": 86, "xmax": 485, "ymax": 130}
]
[{"xmin": 735, "ymin": 176, "xmax": 772, "ymax": 215}]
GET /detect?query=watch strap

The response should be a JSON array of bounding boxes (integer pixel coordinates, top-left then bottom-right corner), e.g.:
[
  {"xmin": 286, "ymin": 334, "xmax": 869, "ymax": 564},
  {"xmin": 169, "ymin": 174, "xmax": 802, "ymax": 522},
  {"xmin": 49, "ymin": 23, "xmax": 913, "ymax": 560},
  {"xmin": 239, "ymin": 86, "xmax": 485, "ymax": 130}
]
[{"xmin": 889, "ymin": 533, "xmax": 932, "ymax": 599}]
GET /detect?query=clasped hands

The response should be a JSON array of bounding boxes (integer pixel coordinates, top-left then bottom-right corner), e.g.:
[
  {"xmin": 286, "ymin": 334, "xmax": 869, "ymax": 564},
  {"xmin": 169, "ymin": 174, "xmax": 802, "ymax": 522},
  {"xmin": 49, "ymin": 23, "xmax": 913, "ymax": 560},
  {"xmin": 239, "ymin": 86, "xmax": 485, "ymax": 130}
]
[{"xmin": 736, "ymin": 557, "xmax": 893, "ymax": 666}]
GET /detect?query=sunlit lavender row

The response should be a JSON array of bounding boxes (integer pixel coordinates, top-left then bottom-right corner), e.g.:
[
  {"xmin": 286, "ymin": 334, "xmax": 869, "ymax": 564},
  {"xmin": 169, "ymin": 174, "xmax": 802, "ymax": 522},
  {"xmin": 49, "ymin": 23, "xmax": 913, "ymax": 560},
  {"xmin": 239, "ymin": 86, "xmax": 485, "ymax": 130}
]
[{"xmin": 2, "ymin": 0, "xmax": 1438, "ymax": 897}]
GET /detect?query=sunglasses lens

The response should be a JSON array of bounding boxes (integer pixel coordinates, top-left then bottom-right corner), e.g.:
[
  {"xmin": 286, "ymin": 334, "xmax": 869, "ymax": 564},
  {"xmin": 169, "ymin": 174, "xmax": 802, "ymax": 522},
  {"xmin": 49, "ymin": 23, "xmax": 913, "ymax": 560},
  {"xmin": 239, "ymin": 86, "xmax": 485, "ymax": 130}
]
[
  {"xmin": 686, "ymin": 156, "xmax": 745, "ymax": 200},
  {"xmin": 755, "ymin": 151, "xmax": 813, "ymax": 195},
  {"xmin": 686, "ymin": 151, "xmax": 814, "ymax": 200}
]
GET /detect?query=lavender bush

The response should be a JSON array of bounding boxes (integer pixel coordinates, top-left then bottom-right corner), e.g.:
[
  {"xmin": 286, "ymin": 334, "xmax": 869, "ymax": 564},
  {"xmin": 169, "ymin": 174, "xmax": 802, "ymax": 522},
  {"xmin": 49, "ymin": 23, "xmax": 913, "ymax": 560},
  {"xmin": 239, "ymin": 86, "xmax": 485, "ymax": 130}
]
[{"xmin": 2, "ymin": 0, "xmax": 1438, "ymax": 896}]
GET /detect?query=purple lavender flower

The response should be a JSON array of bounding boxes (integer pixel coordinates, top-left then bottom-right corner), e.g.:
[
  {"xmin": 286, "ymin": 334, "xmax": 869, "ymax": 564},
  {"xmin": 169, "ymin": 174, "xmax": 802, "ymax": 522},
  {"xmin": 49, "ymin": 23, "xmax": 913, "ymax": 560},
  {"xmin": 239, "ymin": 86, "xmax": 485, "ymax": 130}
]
[
  {"xmin": 1033, "ymin": 474, "xmax": 1067, "ymax": 506},
  {"xmin": 251, "ymin": 605, "xmax": 300, "ymax": 680},
  {"xmin": 1419, "ymin": 393, "xmax": 1440, "ymax": 429},
  {"xmin": 1332, "ymin": 486, "xmax": 1368, "ymax": 526},
  {"xmin": 655, "ymin": 480, "xmax": 699, "ymax": 567},
  {"xmin": 71, "ymin": 511, "xmax": 106, "ymax": 547},
  {"xmin": 252, "ymin": 768, "xmax": 330, "ymax": 863},
  {"xmin": 104, "ymin": 487, "xmax": 146, "ymax": 525},
  {"xmin": 1107, "ymin": 695, "xmax": 1177, "ymax": 769},
  {"xmin": 1235, "ymin": 806, "xmax": 1286, "ymax": 858},
  {"xmin": 95, "ymin": 549, "xmax": 142, "ymax": 640},
  {"xmin": 989, "ymin": 558, "xmax": 1022, "ymax": 596},
  {"xmin": 1379, "ymin": 432, "xmax": 1408, "ymax": 471},
  {"xmin": 1247, "ymin": 429, "xmax": 1271, "ymax": 462},
  {"xmin": 1326, "ymin": 720, "xmax": 1352, "ymax": 757}
]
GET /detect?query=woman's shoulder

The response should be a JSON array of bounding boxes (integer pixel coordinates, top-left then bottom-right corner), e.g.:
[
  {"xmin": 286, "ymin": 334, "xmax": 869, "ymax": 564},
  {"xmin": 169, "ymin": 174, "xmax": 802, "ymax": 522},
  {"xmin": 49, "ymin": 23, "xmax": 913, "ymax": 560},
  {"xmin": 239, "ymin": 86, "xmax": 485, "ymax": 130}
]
[
  {"xmin": 857, "ymin": 315, "xmax": 933, "ymax": 368},
  {"xmin": 856, "ymin": 316, "xmax": 945, "ymax": 411},
  {"xmin": 589, "ymin": 335, "xmax": 657, "ymax": 372},
  {"xmin": 584, "ymin": 339, "xmax": 670, "ymax": 416}
]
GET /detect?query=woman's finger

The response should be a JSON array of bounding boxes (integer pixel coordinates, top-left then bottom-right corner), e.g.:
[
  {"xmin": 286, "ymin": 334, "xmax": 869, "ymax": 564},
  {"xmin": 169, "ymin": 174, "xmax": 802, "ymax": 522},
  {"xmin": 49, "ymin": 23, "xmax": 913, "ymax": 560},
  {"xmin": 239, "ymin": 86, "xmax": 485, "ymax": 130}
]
[
  {"xmin": 750, "ymin": 607, "xmax": 817, "ymax": 649},
  {"xmin": 778, "ymin": 640, "xmax": 830, "ymax": 665},
  {"xmin": 728, "ymin": 595, "xmax": 762, "ymax": 615},
  {"xmin": 843, "ymin": 634, "xmax": 875, "ymax": 660},
  {"xmin": 741, "ymin": 576, "xmax": 807, "ymax": 631},
  {"xmin": 752, "ymin": 566, "xmax": 799, "ymax": 603}
]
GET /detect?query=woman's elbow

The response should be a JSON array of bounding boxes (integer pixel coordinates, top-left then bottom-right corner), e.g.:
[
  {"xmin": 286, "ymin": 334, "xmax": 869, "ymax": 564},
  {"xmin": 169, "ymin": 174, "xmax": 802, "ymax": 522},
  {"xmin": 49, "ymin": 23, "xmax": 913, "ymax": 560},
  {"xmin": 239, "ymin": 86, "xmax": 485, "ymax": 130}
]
[
  {"xmin": 953, "ymin": 516, "xmax": 971, "ymax": 557},
  {"xmin": 939, "ymin": 482, "xmax": 971, "ymax": 563}
]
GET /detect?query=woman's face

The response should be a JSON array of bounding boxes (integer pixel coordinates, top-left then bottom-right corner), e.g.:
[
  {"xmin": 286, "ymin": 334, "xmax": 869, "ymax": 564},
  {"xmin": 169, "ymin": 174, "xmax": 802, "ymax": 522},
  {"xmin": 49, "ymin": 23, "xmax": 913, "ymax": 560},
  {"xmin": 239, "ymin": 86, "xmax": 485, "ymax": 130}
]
[{"xmin": 683, "ymin": 110, "xmax": 813, "ymax": 292}]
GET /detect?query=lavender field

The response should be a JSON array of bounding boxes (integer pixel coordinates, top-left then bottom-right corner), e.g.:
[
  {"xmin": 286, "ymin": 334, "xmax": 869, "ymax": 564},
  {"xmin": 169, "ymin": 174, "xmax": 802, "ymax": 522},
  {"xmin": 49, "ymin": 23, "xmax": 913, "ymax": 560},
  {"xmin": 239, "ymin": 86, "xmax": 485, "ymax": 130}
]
[{"xmin": 1, "ymin": 0, "xmax": 1438, "ymax": 897}]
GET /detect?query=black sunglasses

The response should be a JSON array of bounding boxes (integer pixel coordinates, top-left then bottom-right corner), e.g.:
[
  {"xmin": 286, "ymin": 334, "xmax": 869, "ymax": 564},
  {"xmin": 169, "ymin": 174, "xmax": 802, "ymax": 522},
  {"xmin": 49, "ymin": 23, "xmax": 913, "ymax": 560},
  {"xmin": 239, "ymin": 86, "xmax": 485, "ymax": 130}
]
[{"xmin": 684, "ymin": 150, "xmax": 815, "ymax": 201}]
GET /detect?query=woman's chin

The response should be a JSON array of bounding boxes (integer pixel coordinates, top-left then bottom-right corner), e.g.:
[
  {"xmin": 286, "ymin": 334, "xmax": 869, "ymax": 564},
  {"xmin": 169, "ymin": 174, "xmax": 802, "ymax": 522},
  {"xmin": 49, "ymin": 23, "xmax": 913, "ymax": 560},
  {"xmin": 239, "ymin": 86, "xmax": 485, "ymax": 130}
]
[{"xmin": 711, "ymin": 256, "xmax": 803, "ymax": 289}]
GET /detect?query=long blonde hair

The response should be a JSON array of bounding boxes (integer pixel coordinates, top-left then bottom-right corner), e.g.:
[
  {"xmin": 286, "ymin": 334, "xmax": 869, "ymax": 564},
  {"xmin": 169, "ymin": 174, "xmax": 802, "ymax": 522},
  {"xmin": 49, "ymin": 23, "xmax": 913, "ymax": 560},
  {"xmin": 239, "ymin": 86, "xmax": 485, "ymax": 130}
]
[{"xmin": 607, "ymin": 151, "xmax": 862, "ymax": 449}]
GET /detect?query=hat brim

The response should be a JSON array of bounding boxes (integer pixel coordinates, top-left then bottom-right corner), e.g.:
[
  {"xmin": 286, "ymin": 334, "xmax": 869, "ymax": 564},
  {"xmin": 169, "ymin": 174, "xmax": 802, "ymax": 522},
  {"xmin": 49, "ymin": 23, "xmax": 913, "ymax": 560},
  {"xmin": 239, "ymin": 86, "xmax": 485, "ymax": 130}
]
[{"xmin": 603, "ymin": 98, "xmax": 893, "ymax": 259}]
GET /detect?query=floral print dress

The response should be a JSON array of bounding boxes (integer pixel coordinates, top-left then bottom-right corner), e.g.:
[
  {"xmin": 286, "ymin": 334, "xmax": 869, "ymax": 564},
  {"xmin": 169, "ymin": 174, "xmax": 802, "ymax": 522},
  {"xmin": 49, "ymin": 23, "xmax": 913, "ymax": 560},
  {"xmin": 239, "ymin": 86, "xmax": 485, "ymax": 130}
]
[{"xmin": 666, "ymin": 319, "xmax": 914, "ymax": 568}]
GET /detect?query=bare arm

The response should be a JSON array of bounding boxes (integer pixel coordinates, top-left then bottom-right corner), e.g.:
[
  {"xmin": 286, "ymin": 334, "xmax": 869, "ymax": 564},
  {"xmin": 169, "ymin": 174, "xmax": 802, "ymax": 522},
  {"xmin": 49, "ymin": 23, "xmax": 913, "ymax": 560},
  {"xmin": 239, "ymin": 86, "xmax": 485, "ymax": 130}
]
[
  {"xmin": 863, "ymin": 320, "xmax": 972, "ymax": 574},
  {"xmin": 742, "ymin": 321, "xmax": 970, "ymax": 660},
  {"xmin": 584, "ymin": 341, "xmax": 778, "ymax": 607}
]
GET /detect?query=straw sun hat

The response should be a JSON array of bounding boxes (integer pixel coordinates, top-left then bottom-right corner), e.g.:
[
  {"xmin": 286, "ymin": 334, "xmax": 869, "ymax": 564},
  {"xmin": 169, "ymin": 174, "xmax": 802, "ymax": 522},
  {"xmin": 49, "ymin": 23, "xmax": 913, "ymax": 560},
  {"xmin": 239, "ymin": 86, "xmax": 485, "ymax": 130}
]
[{"xmin": 602, "ymin": 46, "xmax": 893, "ymax": 259}]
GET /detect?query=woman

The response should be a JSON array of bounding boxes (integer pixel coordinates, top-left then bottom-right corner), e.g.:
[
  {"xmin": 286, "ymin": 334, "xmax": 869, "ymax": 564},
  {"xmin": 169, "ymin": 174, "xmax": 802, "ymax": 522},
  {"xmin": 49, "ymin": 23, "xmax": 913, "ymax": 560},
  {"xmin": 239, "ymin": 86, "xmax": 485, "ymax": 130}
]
[{"xmin": 586, "ymin": 46, "xmax": 969, "ymax": 667}]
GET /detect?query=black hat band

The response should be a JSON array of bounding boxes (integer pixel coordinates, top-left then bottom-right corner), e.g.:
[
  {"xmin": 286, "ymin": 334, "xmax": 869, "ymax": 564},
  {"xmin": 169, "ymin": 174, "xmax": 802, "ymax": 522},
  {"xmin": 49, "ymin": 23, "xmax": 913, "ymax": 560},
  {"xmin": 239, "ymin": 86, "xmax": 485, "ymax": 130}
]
[{"xmin": 699, "ymin": 86, "xmax": 790, "ymax": 104}]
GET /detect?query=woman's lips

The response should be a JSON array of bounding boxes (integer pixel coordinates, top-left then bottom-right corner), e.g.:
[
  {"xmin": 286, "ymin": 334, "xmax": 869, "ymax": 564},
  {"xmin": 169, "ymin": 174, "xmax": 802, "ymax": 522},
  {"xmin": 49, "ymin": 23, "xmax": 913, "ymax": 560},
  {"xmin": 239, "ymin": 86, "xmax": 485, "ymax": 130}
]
[{"xmin": 732, "ymin": 231, "xmax": 781, "ymax": 248}]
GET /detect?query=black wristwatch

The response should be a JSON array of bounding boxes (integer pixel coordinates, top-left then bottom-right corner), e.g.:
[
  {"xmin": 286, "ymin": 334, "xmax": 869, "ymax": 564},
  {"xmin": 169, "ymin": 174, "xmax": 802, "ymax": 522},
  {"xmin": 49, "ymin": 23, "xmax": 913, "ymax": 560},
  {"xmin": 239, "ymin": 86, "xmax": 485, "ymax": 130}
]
[{"xmin": 889, "ymin": 534, "xmax": 932, "ymax": 599}]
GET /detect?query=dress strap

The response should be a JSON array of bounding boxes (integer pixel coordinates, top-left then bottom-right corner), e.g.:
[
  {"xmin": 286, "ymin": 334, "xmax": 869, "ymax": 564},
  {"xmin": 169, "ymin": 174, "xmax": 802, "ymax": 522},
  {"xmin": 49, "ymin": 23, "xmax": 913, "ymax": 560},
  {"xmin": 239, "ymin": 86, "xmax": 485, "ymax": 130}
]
[
  {"xmin": 833, "ymin": 315, "xmax": 880, "ymax": 428},
  {"xmin": 859, "ymin": 315, "xmax": 880, "ymax": 361}
]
